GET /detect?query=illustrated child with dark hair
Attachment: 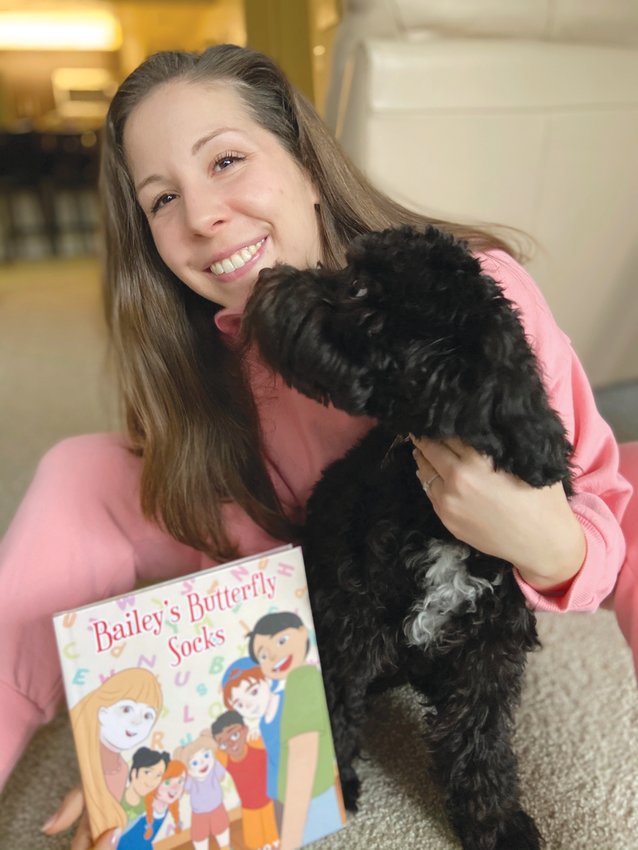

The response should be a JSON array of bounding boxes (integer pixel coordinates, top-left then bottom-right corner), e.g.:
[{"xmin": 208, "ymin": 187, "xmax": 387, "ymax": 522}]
[
  {"xmin": 173, "ymin": 730, "xmax": 231, "ymax": 850},
  {"xmin": 118, "ymin": 759, "xmax": 186, "ymax": 850},
  {"xmin": 248, "ymin": 613, "xmax": 344, "ymax": 850},
  {"xmin": 222, "ymin": 656, "xmax": 284, "ymax": 828},
  {"xmin": 212, "ymin": 710, "xmax": 279, "ymax": 850},
  {"xmin": 121, "ymin": 748, "xmax": 170, "ymax": 821}
]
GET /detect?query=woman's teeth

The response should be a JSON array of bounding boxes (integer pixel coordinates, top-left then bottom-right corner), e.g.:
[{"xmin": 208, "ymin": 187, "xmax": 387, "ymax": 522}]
[{"xmin": 210, "ymin": 240, "xmax": 264, "ymax": 275}]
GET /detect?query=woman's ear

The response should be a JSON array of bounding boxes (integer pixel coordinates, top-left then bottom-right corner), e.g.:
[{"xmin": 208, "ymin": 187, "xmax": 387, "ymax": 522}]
[{"xmin": 310, "ymin": 177, "xmax": 321, "ymax": 208}]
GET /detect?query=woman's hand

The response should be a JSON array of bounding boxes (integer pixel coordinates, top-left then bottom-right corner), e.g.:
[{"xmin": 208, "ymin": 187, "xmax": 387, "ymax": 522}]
[
  {"xmin": 411, "ymin": 436, "xmax": 586, "ymax": 590},
  {"xmin": 41, "ymin": 786, "xmax": 121, "ymax": 850}
]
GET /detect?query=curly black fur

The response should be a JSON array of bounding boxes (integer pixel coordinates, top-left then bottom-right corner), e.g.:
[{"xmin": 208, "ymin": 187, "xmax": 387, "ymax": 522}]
[{"xmin": 243, "ymin": 225, "xmax": 574, "ymax": 850}]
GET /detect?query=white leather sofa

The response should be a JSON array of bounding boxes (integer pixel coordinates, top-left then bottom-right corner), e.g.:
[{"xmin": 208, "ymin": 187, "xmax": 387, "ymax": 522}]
[{"xmin": 325, "ymin": 0, "xmax": 638, "ymax": 387}]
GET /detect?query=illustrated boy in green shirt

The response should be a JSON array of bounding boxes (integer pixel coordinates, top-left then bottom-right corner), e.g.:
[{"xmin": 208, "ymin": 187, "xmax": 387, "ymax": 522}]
[{"xmin": 248, "ymin": 612, "xmax": 344, "ymax": 850}]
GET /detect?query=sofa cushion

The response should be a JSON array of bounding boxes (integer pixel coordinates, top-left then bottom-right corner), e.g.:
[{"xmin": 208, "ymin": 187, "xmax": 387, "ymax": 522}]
[{"xmin": 345, "ymin": 0, "xmax": 638, "ymax": 45}]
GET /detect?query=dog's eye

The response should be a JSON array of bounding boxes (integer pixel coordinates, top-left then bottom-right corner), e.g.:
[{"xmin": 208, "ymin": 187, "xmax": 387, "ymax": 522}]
[{"xmin": 350, "ymin": 280, "xmax": 368, "ymax": 299}]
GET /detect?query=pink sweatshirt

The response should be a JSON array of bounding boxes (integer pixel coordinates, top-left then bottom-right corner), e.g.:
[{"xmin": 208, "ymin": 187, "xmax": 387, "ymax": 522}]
[{"xmin": 215, "ymin": 249, "xmax": 633, "ymax": 614}]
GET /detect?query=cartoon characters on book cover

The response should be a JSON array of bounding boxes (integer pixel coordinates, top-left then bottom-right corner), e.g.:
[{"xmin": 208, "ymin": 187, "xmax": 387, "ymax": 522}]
[{"xmin": 53, "ymin": 547, "xmax": 345, "ymax": 850}]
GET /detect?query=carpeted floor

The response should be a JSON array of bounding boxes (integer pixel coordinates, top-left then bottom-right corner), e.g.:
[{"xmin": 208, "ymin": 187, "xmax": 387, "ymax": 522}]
[{"xmin": 1, "ymin": 257, "xmax": 637, "ymax": 850}]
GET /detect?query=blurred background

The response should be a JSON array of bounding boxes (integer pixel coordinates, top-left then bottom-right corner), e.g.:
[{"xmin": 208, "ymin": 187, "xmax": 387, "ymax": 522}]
[{"xmin": 0, "ymin": 0, "xmax": 339, "ymax": 264}]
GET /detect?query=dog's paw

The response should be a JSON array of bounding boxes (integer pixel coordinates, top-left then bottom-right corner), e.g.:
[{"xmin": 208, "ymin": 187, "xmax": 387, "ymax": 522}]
[
  {"xmin": 458, "ymin": 810, "xmax": 543, "ymax": 850},
  {"xmin": 339, "ymin": 765, "xmax": 361, "ymax": 812},
  {"xmin": 492, "ymin": 810, "xmax": 543, "ymax": 850}
]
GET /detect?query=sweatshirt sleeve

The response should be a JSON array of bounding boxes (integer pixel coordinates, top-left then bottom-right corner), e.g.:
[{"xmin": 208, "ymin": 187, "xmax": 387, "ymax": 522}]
[{"xmin": 478, "ymin": 250, "xmax": 633, "ymax": 612}]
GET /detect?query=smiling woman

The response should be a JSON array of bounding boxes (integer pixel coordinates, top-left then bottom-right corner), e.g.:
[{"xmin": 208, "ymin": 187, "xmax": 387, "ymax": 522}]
[{"xmin": 99, "ymin": 44, "xmax": 514, "ymax": 572}]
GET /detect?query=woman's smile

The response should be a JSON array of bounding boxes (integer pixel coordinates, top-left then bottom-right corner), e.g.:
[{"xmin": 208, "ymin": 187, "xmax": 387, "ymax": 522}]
[{"xmin": 206, "ymin": 236, "xmax": 267, "ymax": 280}]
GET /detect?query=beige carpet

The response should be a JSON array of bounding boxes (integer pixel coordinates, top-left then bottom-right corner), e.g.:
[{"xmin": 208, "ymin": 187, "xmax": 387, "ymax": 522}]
[{"xmin": 1, "ymin": 258, "xmax": 637, "ymax": 850}]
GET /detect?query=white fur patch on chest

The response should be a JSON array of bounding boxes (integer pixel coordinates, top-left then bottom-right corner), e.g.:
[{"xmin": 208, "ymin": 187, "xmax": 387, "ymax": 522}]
[{"xmin": 404, "ymin": 540, "xmax": 499, "ymax": 649}]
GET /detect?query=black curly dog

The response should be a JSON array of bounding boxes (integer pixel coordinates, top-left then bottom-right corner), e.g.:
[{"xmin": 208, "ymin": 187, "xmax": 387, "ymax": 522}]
[{"xmin": 242, "ymin": 226, "xmax": 574, "ymax": 850}]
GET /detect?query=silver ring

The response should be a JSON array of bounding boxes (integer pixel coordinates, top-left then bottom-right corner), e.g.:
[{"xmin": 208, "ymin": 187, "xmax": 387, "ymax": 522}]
[{"xmin": 423, "ymin": 473, "xmax": 441, "ymax": 494}]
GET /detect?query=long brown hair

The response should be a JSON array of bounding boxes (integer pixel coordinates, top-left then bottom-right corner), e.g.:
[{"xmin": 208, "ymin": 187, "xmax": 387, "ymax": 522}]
[{"xmin": 101, "ymin": 44, "xmax": 517, "ymax": 561}]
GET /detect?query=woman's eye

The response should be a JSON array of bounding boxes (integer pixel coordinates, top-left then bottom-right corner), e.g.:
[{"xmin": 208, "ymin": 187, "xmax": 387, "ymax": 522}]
[
  {"xmin": 213, "ymin": 151, "xmax": 243, "ymax": 172},
  {"xmin": 150, "ymin": 193, "xmax": 178, "ymax": 215}
]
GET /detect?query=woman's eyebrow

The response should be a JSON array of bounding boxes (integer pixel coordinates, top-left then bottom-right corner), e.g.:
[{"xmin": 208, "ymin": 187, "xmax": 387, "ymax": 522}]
[
  {"xmin": 191, "ymin": 126, "xmax": 239, "ymax": 156},
  {"xmin": 135, "ymin": 127, "xmax": 242, "ymax": 194},
  {"xmin": 135, "ymin": 173, "xmax": 163, "ymax": 194}
]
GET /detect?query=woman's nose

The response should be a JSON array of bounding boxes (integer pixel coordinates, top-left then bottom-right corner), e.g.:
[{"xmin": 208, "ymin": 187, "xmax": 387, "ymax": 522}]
[{"xmin": 182, "ymin": 190, "xmax": 225, "ymax": 235}]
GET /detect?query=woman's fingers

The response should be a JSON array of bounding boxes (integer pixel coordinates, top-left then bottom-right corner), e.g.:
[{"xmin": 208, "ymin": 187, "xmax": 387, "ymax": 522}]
[
  {"xmin": 412, "ymin": 446, "xmax": 439, "ymax": 490},
  {"xmin": 73, "ymin": 819, "xmax": 122, "ymax": 850},
  {"xmin": 70, "ymin": 812, "xmax": 93, "ymax": 850},
  {"xmin": 41, "ymin": 786, "xmax": 120, "ymax": 849},
  {"xmin": 411, "ymin": 435, "xmax": 463, "ymax": 476},
  {"xmin": 411, "ymin": 435, "xmax": 471, "ymax": 494},
  {"xmin": 41, "ymin": 785, "xmax": 84, "ymax": 835}
]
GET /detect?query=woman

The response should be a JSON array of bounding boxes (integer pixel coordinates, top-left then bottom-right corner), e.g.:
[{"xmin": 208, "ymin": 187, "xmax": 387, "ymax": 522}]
[{"xmin": 0, "ymin": 43, "xmax": 633, "ymax": 849}]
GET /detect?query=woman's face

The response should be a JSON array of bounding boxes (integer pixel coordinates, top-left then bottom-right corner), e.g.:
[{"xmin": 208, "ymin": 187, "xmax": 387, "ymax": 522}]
[
  {"xmin": 98, "ymin": 699, "xmax": 157, "ymax": 751},
  {"xmin": 124, "ymin": 79, "xmax": 322, "ymax": 311}
]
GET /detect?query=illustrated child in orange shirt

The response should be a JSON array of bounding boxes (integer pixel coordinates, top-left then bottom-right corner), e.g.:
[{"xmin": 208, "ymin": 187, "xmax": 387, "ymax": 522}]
[{"xmin": 212, "ymin": 710, "xmax": 279, "ymax": 850}]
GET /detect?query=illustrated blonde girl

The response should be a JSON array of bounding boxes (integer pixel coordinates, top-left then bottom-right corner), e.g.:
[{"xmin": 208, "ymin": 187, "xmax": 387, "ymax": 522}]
[
  {"xmin": 174, "ymin": 730, "xmax": 231, "ymax": 850},
  {"xmin": 69, "ymin": 668, "xmax": 163, "ymax": 836}
]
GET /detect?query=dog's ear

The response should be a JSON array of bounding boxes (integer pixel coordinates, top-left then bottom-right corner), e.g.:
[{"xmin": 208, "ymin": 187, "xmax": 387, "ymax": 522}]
[
  {"xmin": 346, "ymin": 225, "xmax": 483, "ymax": 307},
  {"xmin": 345, "ymin": 226, "xmax": 421, "ymax": 292},
  {"xmin": 243, "ymin": 262, "xmax": 377, "ymax": 415}
]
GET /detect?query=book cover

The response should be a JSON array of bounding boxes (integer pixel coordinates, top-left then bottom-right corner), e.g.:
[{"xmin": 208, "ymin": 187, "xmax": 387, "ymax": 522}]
[{"xmin": 53, "ymin": 544, "xmax": 345, "ymax": 850}]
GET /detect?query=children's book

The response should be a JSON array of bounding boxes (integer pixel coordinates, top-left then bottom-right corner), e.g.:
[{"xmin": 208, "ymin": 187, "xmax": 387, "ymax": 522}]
[{"xmin": 53, "ymin": 544, "xmax": 345, "ymax": 850}]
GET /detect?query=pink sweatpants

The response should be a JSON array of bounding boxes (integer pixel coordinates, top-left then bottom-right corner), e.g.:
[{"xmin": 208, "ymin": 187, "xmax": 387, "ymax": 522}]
[{"xmin": 1, "ymin": 434, "xmax": 637, "ymax": 791}]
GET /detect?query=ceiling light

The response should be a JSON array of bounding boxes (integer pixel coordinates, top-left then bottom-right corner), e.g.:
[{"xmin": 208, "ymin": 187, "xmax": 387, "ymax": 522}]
[{"xmin": 0, "ymin": 9, "xmax": 122, "ymax": 51}]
